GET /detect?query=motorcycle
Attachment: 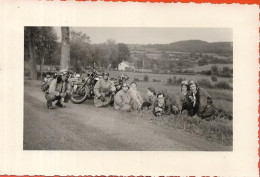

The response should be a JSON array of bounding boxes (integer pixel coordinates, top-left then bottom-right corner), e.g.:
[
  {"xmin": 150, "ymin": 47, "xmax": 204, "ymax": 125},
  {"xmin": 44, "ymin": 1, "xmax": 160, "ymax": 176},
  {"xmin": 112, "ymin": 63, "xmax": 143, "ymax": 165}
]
[{"xmin": 69, "ymin": 67, "xmax": 100, "ymax": 104}]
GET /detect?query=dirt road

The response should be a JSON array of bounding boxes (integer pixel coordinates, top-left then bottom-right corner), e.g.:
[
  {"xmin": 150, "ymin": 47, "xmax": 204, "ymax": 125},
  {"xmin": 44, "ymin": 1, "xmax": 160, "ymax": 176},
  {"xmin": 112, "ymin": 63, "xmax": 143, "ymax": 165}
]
[{"xmin": 24, "ymin": 82, "xmax": 231, "ymax": 151}]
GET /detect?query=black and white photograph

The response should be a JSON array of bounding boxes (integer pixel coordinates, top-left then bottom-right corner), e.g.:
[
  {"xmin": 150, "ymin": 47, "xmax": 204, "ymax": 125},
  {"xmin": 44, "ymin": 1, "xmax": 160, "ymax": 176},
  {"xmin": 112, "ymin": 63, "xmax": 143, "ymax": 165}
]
[
  {"xmin": 1, "ymin": 1, "xmax": 259, "ymax": 176},
  {"xmin": 23, "ymin": 27, "xmax": 233, "ymax": 151}
]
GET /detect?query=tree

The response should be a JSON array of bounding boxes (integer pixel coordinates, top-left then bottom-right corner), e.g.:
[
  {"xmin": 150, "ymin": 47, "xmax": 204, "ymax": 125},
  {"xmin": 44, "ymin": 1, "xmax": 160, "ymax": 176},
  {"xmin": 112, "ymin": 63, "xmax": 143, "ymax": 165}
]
[
  {"xmin": 211, "ymin": 65, "xmax": 219, "ymax": 75},
  {"xmin": 117, "ymin": 43, "xmax": 130, "ymax": 62},
  {"xmin": 35, "ymin": 27, "xmax": 58, "ymax": 79},
  {"xmin": 60, "ymin": 27, "xmax": 70, "ymax": 72},
  {"xmin": 222, "ymin": 66, "xmax": 232, "ymax": 77},
  {"xmin": 24, "ymin": 27, "xmax": 38, "ymax": 80},
  {"xmin": 70, "ymin": 30, "xmax": 92, "ymax": 72},
  {"xmin": 198, "ymin": 58, "xmax": 208, "ymax": 66}
]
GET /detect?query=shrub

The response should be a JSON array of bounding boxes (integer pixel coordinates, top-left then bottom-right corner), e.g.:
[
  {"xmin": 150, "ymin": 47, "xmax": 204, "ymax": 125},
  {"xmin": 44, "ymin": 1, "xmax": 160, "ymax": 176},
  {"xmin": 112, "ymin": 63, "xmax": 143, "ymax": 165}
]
[
  {"xmin": 167, "ymin": 77, "xmax": 173, "ymax": 85},
  {"xmin": 211, "ymin": 75, "xmax": 218, "ymax": 82},
  {"xmin": 214, "ymin": 81, "xmax": 231, "ymax": 90},
  {"xmin": 197, "ymin": 79, "xmax": 213, "ymax": 88},
  {"xmin": 133, "ymin": 77, "xmax": 140, "ymax": 82},
  {"xmin": 176, "ymin": 77, "xmax": 184, "ymax": 85},
  {"xmin": 144, "ymin": 75, "xmax": 149, "ymax": 82},
  {"xmin": 200, "ymin": 70, "xmax": 211, "ymax": 75},
  {"xmin": 172, "ymin": 76, "xmax": 177, "ymax": 84},
  {"xmin": 153, "ymin": 79, "xmax": 161, "ymax": 82}
]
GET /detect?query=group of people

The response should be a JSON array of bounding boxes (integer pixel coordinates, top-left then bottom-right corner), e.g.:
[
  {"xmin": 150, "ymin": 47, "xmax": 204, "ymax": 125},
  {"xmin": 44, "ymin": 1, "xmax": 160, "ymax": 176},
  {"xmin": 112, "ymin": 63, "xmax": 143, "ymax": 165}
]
[
  {"xmin": 44, "ymin": 69, "xmax": 225, "ymax": 121},
  {"xmin": 91, "ymin": 71, "xmax": 220, "ymax": 120}
]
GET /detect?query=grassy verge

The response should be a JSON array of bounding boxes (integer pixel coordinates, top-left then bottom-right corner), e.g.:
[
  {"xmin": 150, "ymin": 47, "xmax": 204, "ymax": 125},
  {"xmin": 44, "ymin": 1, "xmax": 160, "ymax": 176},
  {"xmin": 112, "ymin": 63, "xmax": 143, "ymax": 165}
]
[{"xmin": 131, "ymin": 110, "xmax": 233, "ymax": 146}]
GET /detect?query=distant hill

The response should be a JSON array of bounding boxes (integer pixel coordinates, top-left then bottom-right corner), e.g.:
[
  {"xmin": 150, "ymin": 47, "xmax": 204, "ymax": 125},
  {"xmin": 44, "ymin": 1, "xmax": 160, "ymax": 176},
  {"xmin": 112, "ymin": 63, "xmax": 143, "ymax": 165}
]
[{"xmin": 130, "ymin": 40, "xmax": 233, "ymax": 56}]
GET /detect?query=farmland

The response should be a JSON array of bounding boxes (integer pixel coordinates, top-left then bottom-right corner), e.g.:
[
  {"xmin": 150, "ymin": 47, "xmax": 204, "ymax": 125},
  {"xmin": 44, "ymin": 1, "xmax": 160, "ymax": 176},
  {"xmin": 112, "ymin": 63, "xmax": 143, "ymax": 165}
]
[{"xmin": 109, "ymin": 70, "xmax": 232, "ymax": 84}]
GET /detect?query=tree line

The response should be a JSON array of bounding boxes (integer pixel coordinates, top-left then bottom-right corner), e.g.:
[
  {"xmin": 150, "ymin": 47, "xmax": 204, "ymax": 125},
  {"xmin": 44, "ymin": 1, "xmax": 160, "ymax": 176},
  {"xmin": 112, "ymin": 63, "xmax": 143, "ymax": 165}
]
[{"xmin": 24, "ymin": 27, "xmax": 131, "ymax": 79}]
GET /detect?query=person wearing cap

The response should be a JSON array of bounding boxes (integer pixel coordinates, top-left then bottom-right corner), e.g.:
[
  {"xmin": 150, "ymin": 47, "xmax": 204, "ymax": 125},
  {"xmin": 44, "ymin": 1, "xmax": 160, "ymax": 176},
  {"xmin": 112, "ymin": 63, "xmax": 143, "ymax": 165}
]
[
  {"xmin": 172, "ymin": 80, "xmax": 193, "ymax": 115},
  {"xmin": 129, "ymin": 82, "xmax": 143, "ymax": 111},
  {"xmin": 45, "ymin": 69, "xmax": 70, "ymax": 109},
  {"xmin": 188, "ymin": 79, "xmax": 217, "ymax": 120},
  {"xmin": 114, "ymin": 83, "xmax": 132, "ymax": 111},
  {"xmin": 118, "ymin": 74, "xmax": 129, "ymax": 84},
  {"xmin": 113, "ymin": 79, "xmax": 122, "ymax": 93},
  {"xmin": 153, "ymin": 93, "xmax": 172, "ymax": 117},
  {"xmin": 141, "ymin": 87, "xmax": 157, "ymax": 110},
  {"xmin": 94, "ymin": 71, "xmax": 116, "ymax": 108}
]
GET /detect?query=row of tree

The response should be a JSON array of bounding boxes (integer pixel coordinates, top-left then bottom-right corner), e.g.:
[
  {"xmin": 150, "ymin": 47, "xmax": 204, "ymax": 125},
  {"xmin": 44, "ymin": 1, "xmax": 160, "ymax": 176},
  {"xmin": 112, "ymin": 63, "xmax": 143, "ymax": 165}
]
[
  {"xmin": 24, "ymin": 27, "xmax": 59, "ymax": 79},
  {"xmin": 24, "ymin": 27, "xmax": 131, "ymax": 79},
  {"xmin": 69, "ymin": 33, "xmax": 130, "ymax": 72}
]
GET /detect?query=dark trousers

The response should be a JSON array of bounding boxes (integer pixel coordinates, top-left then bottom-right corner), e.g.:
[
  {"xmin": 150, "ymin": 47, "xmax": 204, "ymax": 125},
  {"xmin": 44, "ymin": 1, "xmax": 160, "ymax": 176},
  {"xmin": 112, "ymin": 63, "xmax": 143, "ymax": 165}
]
[
  {"xmin": 45, "ymin": 93, "xmax": 61, "ymax": 105},
  {"xmin": 141, "ymin": 102, "xmax": 152, "ymax": 109}
]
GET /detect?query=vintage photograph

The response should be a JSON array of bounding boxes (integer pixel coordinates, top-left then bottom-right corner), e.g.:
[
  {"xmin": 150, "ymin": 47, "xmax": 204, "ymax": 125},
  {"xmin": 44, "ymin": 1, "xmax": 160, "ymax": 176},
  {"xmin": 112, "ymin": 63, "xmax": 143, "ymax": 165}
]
[{"xmin": 24, "ymin": 27, "xmax": 233, "ymax": 151}]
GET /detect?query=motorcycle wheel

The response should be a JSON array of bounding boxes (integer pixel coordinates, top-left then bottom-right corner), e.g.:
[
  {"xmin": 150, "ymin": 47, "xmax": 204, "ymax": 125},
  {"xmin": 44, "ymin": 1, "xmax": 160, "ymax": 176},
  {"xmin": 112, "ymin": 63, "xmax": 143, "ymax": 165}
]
[{"xmin": 70, "ymin": 86, "xmax": 90, "ymax": 104}]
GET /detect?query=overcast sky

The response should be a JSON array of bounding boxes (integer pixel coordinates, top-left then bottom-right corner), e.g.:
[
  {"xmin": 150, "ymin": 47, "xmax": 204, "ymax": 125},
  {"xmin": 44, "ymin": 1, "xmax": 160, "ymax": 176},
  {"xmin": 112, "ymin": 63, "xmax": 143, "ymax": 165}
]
[{"xmin": 54, "ymin": 27, "xmax": 232, "ymax": 44}]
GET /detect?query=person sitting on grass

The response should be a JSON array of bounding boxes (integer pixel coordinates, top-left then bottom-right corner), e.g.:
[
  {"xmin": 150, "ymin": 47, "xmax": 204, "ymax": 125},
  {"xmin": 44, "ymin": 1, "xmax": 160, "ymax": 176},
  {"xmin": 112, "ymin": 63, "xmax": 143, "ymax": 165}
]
[
  {"xmin": 141, "ymin": 87, "xmax": 157, "ymax": 111},
  {"xmin": 187, "ymin": 79, "xmax": 218, "ymax": 121},
  {"xmin": 129, "ymin": 82, "xmax": 143, "ymax": 110},
  {"xmin": 114, "ymin": 83, "xmax": 132, "ymax": 112},
  {"xmin": 153, "ymin": 93, "xmax": 172, "ymax": 117},
  {"xmin": 172, "ymin": 80, "xmax": 194, "ymax": 116},
  {"xmin": 113, "ymin": 79, "xmax": 122, "ymax": 94}
]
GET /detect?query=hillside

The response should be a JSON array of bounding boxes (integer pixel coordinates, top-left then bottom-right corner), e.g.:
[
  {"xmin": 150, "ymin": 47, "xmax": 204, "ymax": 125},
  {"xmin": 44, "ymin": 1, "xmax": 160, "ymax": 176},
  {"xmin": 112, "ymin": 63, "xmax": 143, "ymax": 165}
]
[{"xmin": 129, "ymin": 40, "xmax": 233, "ymax": 56}]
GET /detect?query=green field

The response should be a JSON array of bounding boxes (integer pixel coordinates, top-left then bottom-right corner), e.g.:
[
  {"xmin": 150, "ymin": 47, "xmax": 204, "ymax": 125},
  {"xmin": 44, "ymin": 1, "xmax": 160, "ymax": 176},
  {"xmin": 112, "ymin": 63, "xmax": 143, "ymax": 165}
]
[
  {"xmin": 109, "ymin": 70, "xmax": 232, "ymax": 84},
  {"xmin": 109, "ymin": 70, "xmax": 232, "ymax": 114},
  {"xmin": 109, "ymin": 70, "xmax": 233, "ymax": 146}
]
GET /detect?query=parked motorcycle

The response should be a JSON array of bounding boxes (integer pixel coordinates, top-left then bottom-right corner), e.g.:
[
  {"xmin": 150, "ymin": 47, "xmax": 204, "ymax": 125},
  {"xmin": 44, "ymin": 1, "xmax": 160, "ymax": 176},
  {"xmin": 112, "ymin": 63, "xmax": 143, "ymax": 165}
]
[{"xmin": 69, "ymin": 67, "xmax": 100, "ymax": 104}]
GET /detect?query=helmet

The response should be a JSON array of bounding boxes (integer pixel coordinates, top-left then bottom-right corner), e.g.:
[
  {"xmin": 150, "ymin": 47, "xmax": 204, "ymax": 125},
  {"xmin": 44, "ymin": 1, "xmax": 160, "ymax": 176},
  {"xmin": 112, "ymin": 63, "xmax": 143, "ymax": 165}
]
[
  {"xmin": 122, "ymin": 82, "xmax": 129, "ymax": 89},
  {"xmin": 102, "ymin": 70, "xmax": 109, "ymax": 76},
  {"xmin": 188, "ymin": 79, "xmax": 198, "ymax": 86},
  {"xmin": 181, "ymin": 80, "xmax": 188, "ymax": 86},
  {"xmin": 119, "ymin": 74, "xmax": 129, "ymax": 81},
  {"xmin": 60, "ymin": 68, "xmax": 69, "ymax": 77}
]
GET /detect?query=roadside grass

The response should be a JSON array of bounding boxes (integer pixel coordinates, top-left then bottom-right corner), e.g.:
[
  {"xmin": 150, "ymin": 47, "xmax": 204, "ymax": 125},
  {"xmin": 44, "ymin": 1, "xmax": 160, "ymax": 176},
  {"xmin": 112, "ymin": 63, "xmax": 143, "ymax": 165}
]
[
  {"xmin": 126, "ymin": 81, "xmax": 233, "ymax": 146},
  {"xmin": 128, "ymin": 110, "xmax": 233, "ymax": 146},
  {"xmin": 135, "ymin": 82, "xmax": 232, "ymax": 113}
]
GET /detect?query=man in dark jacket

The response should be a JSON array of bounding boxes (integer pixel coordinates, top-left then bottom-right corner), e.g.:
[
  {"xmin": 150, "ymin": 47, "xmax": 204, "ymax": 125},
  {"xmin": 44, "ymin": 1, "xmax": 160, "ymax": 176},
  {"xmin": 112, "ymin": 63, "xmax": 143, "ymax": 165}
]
[
  {"xmin": 153, "ymin": 93, "xmax": 172, "ymax": 117},
  {"xmin": 188, "ymin": 80, "xmax": 218, "ymax": 120},
  {"xmin": 45, "ymin": 69, "xmax": 70, "ymax": 109}
]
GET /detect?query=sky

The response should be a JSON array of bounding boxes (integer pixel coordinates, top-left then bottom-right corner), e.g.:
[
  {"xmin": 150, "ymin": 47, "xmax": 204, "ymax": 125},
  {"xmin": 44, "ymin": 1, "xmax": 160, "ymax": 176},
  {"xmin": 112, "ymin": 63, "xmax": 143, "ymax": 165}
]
[{"xmin": 54, "ymin": 27, "xmax": 232, "ymax": 44}]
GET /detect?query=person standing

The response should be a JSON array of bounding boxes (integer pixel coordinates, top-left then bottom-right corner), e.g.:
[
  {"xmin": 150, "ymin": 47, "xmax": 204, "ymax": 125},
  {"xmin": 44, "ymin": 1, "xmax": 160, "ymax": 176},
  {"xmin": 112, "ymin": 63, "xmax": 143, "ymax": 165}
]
[{"xmin": 94, "ymin": 71, "xmax": 116, "ymax": 108}]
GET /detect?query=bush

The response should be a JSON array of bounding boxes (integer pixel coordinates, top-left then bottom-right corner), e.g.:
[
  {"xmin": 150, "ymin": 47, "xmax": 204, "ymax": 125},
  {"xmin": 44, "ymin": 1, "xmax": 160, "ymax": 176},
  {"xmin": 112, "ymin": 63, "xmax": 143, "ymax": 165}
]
[
  {"xmin": 133, "ymin": 78, "xmax": 140, "ymax": 82},
  {"xmin": 211, "ymin": 75, "xmax": 218, "ymax": 82},
  {"xmin": 144, "ymin": 75, "xmax": 149, "ymax": 82},
  {"xmin": 214, "ymin": 81, "xmax": 231, "ymax": 89},
  {"xmin": 176, "ymin": 77, "xmax": 184, "ymax": 85},
  {"xmin": 172, "ymin": 76, "xmax": 177, "ymax": 84},
  {"xmin": 197, "ymin": 79, "xmax": 213, "ymax": 88},
  {"xmin": 153, "ymin": 79, "xmax": 161, "ymax": 82},
  {"xmin": 200, "ymin": 70, "xmax": 211, "ymax": 76},
  {"xmin": 167, "ymin": 77, "xmax": 173, "ymax": 85}
]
